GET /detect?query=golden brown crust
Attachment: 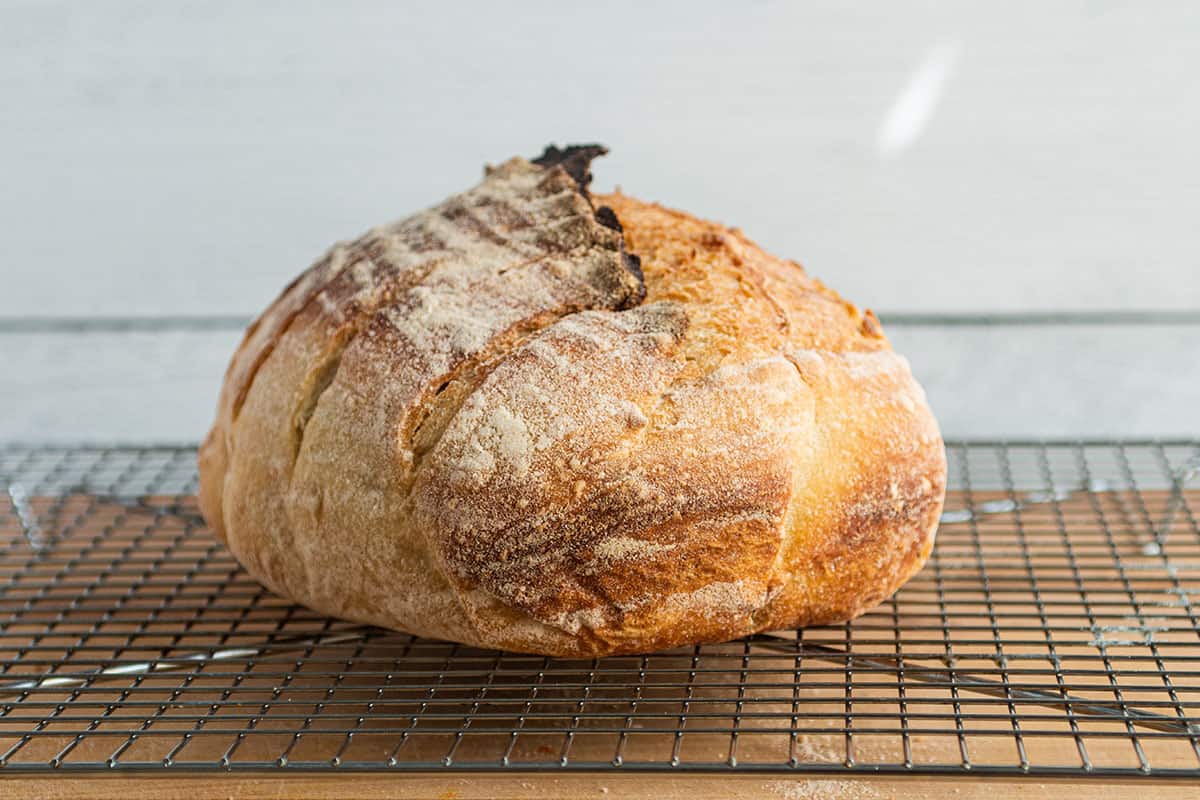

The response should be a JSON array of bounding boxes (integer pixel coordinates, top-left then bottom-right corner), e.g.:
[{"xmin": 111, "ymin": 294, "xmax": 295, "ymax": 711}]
[{"xmin": 198, "ymin": 149, "xmax": 946, "ymax": 657}]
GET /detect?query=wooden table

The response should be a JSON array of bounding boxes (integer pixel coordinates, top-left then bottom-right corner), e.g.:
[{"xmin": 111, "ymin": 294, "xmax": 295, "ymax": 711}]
[{"xmin": 4, "ymin": 772, "xmax": 1199, "ymax": 799}]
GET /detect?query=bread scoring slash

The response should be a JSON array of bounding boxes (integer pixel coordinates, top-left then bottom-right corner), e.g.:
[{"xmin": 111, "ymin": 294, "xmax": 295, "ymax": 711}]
[{"xmin": 198, "ymin": 144, "xmax": 946, "ymax": 656}]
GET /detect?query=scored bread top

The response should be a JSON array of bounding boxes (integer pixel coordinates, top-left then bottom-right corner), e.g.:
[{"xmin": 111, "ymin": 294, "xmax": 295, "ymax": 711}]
[{"xmin": 198, "ymin": 146, "xmax": 945, "ymax": 656}]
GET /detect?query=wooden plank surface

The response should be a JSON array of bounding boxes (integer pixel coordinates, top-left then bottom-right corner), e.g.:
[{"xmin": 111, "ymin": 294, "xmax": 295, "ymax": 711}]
[{"xmin": 3, "ymin": 772, "xmax": 1199, "ymax": 800}]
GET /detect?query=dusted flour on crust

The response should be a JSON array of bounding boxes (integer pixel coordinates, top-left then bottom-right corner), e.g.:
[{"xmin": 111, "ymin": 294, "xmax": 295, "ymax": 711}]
[{"xmin": 198, "ymin": 144, "xmax": 946, "ymax": 656}]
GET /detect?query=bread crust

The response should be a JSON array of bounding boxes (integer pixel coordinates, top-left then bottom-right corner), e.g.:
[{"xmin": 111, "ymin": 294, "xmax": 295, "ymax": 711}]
[{"xmin": 198, "ymin": 147, "xmax": 945, "ymax": 656}]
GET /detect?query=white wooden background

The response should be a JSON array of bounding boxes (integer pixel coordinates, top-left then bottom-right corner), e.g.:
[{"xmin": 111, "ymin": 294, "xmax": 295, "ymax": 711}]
[{"xmin": 2, "ymin": 2, "xmax": 1198, "ymax": 441}]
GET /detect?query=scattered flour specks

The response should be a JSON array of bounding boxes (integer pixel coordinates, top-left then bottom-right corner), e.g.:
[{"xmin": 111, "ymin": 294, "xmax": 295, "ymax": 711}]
[
  {"xmin": 592, "ymin": 536, "xmax": 678, "ymax": 562},
  {"xmin": 767, "ymin": 779, "xmax": 881, "ymax": 800},
  {"xmin": 842, "ymin": 350, "xmax": 903, "ymax": 380},
  {"xmin": 486, "ymin": 404, "xmax": 534, "ymax": 476},
  {"xmin": 660, "ymin": 579, "xmax": 754, "ymax": 620}
]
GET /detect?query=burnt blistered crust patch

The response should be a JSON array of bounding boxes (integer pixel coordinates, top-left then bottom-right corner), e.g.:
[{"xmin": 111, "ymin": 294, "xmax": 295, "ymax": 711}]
[
  {"xmin": 621, "ymin": 251, "xmax": 645, "ymax": 290},
  {"xmin": 532, "ymin": 144, "xmax": 609, "ymax": 191},
  {"xmin": 599, "ymin": 205, "xmax": 646, "ymax": 290},
  {"xmin": 532, "ymin": 144, "xmax": 646, "ymax": 304},
  {"xmin": 594, "ymin": 205, "xmax": 622, "ymax": 232}
]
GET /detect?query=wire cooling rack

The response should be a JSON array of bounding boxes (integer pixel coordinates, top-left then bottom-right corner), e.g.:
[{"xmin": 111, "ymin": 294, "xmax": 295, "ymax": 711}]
[{"xmin": 0, "ymin": 441, "xmax": 1198, "ymax": 777}]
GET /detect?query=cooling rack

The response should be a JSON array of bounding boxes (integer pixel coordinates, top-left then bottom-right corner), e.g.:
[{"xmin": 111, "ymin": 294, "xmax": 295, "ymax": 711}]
[{"xmin": 0, "ymin": 441, "xmax": 1198, "ymax": 779}]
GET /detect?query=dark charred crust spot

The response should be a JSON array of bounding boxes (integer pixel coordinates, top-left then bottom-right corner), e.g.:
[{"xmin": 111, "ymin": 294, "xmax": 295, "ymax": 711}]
[
  {"xmin": 532, "ymin": 144, "xmax": 609, "ymax": 191},
  {"xmin": 532, "ymin": 143, "xmax": 646, "ymax": 308},
  {"xmin": 621, "ymin": 252, "xmax": 645, "ymax": 301},
  {"xmin": 595, "ymin": 205, "xmax": 623, "ymax": 232}
]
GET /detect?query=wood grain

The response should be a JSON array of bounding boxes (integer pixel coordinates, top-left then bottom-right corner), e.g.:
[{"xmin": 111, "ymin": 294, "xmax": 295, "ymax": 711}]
[
  {"xmin": 2, "ymin": 772, "xmax": 1198, "ymax": 800},
  {"xmin": 5, "ymin": 4, "xmax": 1200, "ymax": 319}
]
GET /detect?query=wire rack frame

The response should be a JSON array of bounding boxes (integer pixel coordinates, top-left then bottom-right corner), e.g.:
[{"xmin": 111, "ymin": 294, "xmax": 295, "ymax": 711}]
[{"xmin": 0, "ymin": 441, "xmax": 1198, "ymax": 777}]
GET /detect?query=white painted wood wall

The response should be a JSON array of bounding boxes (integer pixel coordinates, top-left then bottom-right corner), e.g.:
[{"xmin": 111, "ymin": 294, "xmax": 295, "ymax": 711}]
[{"xmin": 3, "ymin": 2, "xmax": 1197, "ymax": 440}]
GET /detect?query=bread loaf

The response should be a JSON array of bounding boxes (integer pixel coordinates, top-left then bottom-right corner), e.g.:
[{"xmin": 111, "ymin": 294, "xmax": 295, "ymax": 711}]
[{"xmin": 198, "ymin": 145, "xmax": 946, "ymax": 656}]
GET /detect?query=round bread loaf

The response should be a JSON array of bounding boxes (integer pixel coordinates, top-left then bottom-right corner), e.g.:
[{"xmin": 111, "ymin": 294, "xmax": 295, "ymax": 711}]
[{"xmin": 198, "ymin": 145, "xmax": 946, "ymax": 656}]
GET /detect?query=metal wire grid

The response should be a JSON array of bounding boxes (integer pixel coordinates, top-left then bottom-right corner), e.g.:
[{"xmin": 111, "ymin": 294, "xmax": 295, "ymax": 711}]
[{"xmin": 0, "ymin": 442, "xmax": 1198, "ymax": 776}]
